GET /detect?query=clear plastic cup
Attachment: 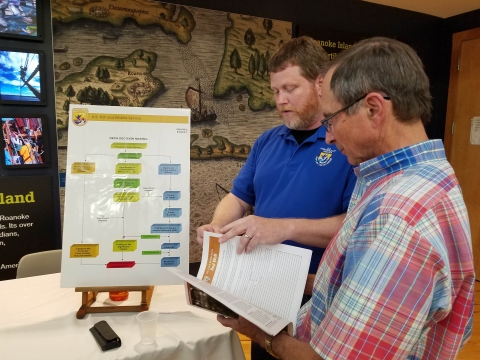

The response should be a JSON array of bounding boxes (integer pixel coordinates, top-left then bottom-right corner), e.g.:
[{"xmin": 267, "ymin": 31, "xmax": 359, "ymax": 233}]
[{"xmin": 136, "ymin": 311, "xmax": 159, "ymax": 344}]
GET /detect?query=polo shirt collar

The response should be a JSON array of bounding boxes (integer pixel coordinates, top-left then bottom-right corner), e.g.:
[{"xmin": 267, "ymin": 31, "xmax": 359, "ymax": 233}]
[{"xmin": 279, "ymin": 124, "xmax": 326, "ymax": 143}]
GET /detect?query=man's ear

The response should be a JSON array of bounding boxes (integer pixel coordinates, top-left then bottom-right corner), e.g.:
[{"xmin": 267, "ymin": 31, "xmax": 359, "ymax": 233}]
[
  {"xmin": 365, "ymin": 93, "xmax": 387, "ymax": 127},
  {"xmin": 316, "ymin": 76, "xmax": 323, "ymax": 96}
]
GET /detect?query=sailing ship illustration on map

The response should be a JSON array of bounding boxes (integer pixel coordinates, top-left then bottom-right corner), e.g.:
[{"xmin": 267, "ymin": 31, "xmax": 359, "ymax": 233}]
[{"xmin": 185, "ymin": 78, "xmax": 217, "ymax": 123}]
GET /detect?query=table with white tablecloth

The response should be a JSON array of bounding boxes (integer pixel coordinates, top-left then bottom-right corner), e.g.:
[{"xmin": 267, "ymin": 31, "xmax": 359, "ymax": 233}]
[{"xmin": 0, "ymin": 273, "xmax": 245, "ymax": 360}]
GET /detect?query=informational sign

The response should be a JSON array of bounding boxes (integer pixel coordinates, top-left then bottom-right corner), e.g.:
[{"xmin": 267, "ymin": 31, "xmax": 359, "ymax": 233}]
[
  {"xmin": 61, "ymin": 105, "xmax": 190, "ymax": 287},
  {"xmin": 0, "ymin": 176, "xmax": 56, "ymax": 281},
  {"xmin": 296, "ymin": 25, "xmax": 368, "ymax": 60},
  {"xmin": 470, "ymin": 117, "xmax": 480, "ymax": 145}
]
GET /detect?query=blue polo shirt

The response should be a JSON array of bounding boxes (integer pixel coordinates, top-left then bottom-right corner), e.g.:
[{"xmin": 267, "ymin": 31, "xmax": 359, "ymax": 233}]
[{"xmin": 231, "ymin": 124, "xmax": 356, "ymax": 273}]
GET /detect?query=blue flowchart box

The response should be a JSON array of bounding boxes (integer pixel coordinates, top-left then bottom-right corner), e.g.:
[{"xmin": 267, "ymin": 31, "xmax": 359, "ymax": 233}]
[
  {"xmin": 59, "ymin": 172, "xmax": 66, "ymax": 188},
  {"xmin": 161, "ymin": 257, "xmax": 180, "ymax": 267},
  {"xmin": 161, "ymin": 243, "xmax": 180, "ymax": 249},
  {"xmin": 151, "ymin": 224, "xmax": 182, "ymax": 233},
  {"xmin": 163, "ymin": 208, "xmax": 182, "ymax": 217},
  {"xmin": 163, "ymin": 191, "xmax": 181, "ymax": 200},
  {"xmin": 159, "ymin": 164, "xmax": 181, "ymax": 175}
]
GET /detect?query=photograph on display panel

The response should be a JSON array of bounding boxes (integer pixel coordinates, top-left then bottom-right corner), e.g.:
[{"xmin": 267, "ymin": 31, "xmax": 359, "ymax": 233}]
[
  {"xmin": 0, "ymin": 0, "xmax": 43, "ymax": 41},
  {"xmin": 1, "ymin": 115, "xmax": 49, "ymax": 169},
  {"xmin": 0, "ymin": 48, "xmax": 46, "ymax": 105}
]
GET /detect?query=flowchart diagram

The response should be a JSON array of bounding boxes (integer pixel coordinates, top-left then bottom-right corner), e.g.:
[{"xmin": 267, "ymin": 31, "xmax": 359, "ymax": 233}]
[{"xmin": 61, "ymin": 105, "xmax": 190, "ymax": 287}]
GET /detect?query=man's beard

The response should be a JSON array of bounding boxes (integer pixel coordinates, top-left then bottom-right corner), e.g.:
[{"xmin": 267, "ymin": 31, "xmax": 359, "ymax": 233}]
[{"xmin": 277, "ymin": 91, "xmax": 321, "ymax": 130}]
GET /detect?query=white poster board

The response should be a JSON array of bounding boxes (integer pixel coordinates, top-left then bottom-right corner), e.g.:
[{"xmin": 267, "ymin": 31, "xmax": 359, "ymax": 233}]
[{"xmin": 61, "ymin": 105, "xmax": 190, "ymax": 287}]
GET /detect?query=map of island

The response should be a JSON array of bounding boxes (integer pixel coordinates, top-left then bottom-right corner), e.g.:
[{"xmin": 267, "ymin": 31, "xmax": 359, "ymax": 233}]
[
  {"xmin": 51, "ymin": 0, "xmax": 196, "ymax": 44},
  {"xmin": 55, "ymin": 50, "xmax": 165, "ymax": 131},
  {"xmin": 214, "ymin": 13, "xmax": 292, "ymax": 111},
  {"xmin": 190, "ymin": 135, "xmax": 251, "ymax": 160},
  {"xmin": 51, "ymin": 0, "xmax": 293, "ymax": 264}
]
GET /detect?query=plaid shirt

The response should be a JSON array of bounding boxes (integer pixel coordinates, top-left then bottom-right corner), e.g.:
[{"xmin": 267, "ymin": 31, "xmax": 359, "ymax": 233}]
[{"xmin": 296, "ymin": 140, "xmax": 475, "ymax": 359}]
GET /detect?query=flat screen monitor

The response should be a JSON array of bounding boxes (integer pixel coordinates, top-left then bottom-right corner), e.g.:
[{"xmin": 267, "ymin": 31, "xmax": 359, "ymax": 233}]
[
  {"xmin": 0, "ymin": 48, "xmax": 46, "ymax": 105},
  {"xmin": 0, "ymin": 0, "xmax": 43, "ymax": 41},
  {"xmin": 1, "ymin": 115, "xmax": 49, "ymax": 169}
]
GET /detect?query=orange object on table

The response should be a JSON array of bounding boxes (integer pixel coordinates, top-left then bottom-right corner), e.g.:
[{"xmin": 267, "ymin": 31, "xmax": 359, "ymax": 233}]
[{"xmin": 109, "ymin": 291, "xmax": 129, "ymax": 301}]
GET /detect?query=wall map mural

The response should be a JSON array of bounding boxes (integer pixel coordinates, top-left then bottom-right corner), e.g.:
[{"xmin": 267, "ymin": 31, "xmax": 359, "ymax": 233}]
[{"xmin": 51, "ymin": 0, "xmax": 291, "ymax": 261}]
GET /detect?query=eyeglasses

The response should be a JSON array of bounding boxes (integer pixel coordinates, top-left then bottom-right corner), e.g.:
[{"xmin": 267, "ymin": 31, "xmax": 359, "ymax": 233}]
[{"xmin": 321, "ymin": 94, "xmax": 391, "ymax": 132}]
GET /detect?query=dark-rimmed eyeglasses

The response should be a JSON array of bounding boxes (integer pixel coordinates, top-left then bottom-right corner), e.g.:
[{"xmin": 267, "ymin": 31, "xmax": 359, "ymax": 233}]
[{"xmin": 321, "ymin": 94, "xmax": 391, "ymax": 132}]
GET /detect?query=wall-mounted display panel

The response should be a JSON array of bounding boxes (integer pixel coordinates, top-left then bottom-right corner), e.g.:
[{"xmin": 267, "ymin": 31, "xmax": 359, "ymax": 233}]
[
  {"xmin": 0, "ymin": 175, "xmax": 56, "ymax": 281},
  {"xmin": 0, "ymin": 48, "xmax": 46, "ymax": 105},
  {"xmin": 1, "ymin": 115, "xmax": 49, "ymax": 169},
  {"xmin": 0, "ymin": 0, "xmax": 43, "ymax": 41}
]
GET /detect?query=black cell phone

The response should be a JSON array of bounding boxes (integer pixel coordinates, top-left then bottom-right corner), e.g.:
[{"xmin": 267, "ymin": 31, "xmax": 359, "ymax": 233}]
[{"xmin": 89, "ymin": 320, "xmax": 122, "ymax": 351}]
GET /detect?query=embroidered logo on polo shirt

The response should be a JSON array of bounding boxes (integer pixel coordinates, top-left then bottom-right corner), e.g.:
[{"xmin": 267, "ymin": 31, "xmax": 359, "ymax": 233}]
[{"xmin": 315, "ymin": 147, "xmax": 335, "ymax": 166}]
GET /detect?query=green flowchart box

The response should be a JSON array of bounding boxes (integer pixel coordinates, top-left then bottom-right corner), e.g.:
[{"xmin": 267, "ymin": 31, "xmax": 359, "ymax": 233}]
[
  {"xmin": 141, "ymin": 235, "xmax": 161, "ymax": 239},
  {"xmin": 114, "ymin": 179, "xmax": 140, "ymax": 188},
  {"xmin": 118, "ymin": 153, "xmax": 143, "ymax": 159}
]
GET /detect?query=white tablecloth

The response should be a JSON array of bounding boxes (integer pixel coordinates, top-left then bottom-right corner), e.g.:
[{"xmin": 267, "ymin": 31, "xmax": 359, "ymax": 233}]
[{"xmin": 0, "ymin": 273, "xmax": 245, "ymax": 360}]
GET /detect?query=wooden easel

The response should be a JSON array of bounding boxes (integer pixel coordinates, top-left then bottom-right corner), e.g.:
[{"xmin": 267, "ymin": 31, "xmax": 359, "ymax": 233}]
[{"xmin": 75, "ymin": 286, "xmax": 154, "ymax": 319}]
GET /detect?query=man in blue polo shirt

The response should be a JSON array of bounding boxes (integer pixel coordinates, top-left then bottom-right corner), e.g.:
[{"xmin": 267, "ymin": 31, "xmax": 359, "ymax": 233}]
[{"xmin": 196, "ymin": 36, "xmax": 356, "ymax": 360}]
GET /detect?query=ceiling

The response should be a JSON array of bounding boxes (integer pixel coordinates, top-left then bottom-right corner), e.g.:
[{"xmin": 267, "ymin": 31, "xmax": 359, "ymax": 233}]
[{"xmin": 363, "ymin": 0, "xmax": 480, "ymax": 18}]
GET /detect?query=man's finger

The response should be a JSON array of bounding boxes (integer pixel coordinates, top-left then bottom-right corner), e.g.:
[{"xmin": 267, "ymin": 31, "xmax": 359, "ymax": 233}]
[
  {"xmin": 236, "ymin": 234, "xmax": 251, "ymax": 254},
  {"xmin": 245, "ymin": 238, "xmax": 259, "ymax": 254},
  {"xmin": 220, "ymin": 217, "xmax": 243, "ymax": 233},
  {"xmin": 218, "ymin": 229, "xmax": 237, "ymax": 244},
  {"xmin": 217, "ymin": 314, "xmax": 238, "ymax": 329},
  {"xmin": 219, "ymin": 224, "xmax": 247, "ymax": 244}
]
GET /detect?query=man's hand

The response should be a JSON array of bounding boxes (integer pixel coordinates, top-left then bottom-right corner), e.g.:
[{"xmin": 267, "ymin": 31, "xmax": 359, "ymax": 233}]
[
  {"xmin": 217, "ymin": 315, "xmax": 265, "ymax": 344},
  {"xmin": 196, "ymin": 224, "xmax": 222, "ymax": 246},
  {"xmin": 217, "ymin": 314, "xmax": 324, "ymax": 360},
  {"xmin": 215, "ymin": 213, "xmax": 345, "ymax": 254},
  {"xmin": 196, "ymin": 193, "xmax": 253, "ymax": 246},
  {"xmin": 219, "ymin": 215, "xmax": 290, "ymax": 254}
]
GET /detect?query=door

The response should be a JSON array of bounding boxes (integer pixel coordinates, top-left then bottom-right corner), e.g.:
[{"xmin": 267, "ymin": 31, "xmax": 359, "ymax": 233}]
[{"xmin": 444, "ymin": 27, "xmax": 480, "ymax": 279}]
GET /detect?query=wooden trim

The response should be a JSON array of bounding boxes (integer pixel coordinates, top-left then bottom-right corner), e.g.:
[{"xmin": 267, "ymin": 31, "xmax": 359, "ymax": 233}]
[{"xmin": 444, "ymin": 27, "xmax": 480, "ymax": 160}]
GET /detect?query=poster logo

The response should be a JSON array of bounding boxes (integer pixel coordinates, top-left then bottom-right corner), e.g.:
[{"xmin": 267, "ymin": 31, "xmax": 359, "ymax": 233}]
[
  {"xmin": 72, "ymin": 108, "xmax": 88, "ymax": 126},
  {"xmin": 315, "ymin": 147, "xmax": 335, "ymax": 166}
]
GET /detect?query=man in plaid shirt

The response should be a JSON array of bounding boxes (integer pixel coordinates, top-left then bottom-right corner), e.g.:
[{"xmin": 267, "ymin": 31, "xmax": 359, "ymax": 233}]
[{"xmin": 218, "ymin": 37, "xmax": 474, "ymax": 360}]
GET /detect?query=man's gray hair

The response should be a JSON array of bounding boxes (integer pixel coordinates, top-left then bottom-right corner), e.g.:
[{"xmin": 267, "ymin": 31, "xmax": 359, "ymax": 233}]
[{"xmin": 324, "ymin": 37, "xmax": 432, "ymax": 125}]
